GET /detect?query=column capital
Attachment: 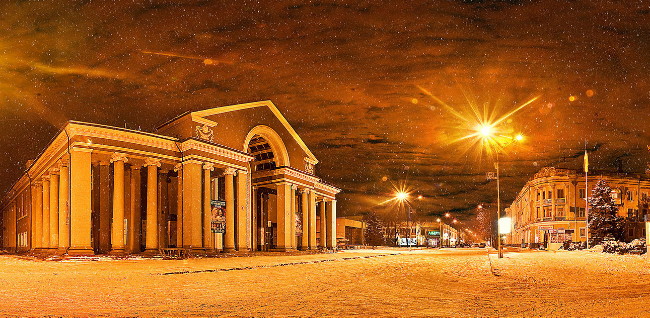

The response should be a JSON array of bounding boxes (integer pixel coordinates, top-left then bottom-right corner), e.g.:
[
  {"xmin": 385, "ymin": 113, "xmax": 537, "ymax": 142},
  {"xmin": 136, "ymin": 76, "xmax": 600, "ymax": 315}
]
[
  {"xmin": 203, "ymin": 162, "xmax": 215, "ymax": 171},
  {"xmin": 70, "ymin": 147, "xmax": 93, "ymax": 153},
  {"xmin": 143, "ymin": 158, "xmax": 161, "ymax": 168},
  {"xmin": 224, "ymin": 167, "xmax": 237, "ymax": 175},
  {"xmin": 173, "ymin": 163, "xmax": 182, "ymax": 172},
  {"xmin": 299, "ymin": 187, "xmax": 312, "ymax": 194},
  {"xmin": 131, "ymin": 165, "xmax": 141, "ymax": 171},
  {"xmin": 41, "ymin": 175, "xmax": 51, "ymax": 182},
  {"xmin": 49, "ymin": 167, "xmax": 60, "ymax": 175},
  {"xmin": 110, "ymin": 152, "xmax": 129, "ymax": 163},
  {"xmin": 237, "ymin": 169, "xmax": 248, "ymax": 175},
  {"xmin": 58, "ymin": 158, "xmax": 69, "ymax": 168}
]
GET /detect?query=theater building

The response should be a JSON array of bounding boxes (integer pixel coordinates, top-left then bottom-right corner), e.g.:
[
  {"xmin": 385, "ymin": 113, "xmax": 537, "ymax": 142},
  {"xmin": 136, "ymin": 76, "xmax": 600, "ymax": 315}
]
[
  {"xmin": 505, "ymin": 167, "xmax": 650, "ymax": 247},
  {"xmin": 0, "ymin": 101, "xmax": 340, "ymax": 255}
]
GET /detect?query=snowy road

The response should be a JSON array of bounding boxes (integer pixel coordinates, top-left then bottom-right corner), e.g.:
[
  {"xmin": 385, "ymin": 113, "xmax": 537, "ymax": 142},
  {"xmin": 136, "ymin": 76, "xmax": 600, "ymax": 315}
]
[{"xmin": 1, "ymin": 248, "xmax": 649, "ymax": 317}]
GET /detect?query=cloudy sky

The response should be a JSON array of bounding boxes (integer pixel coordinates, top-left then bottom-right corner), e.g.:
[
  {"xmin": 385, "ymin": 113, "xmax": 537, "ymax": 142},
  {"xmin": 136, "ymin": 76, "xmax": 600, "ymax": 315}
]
[{"xmin": 1, "ymin": 0, "xmax": 649, "ymax": 222}]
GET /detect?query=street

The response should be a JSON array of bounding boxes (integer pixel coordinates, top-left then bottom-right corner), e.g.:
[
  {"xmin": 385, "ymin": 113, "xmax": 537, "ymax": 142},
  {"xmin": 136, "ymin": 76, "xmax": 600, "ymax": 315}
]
[{"xmin": 1, "ymin": 248, "xmax": 650, "ymax": 316}]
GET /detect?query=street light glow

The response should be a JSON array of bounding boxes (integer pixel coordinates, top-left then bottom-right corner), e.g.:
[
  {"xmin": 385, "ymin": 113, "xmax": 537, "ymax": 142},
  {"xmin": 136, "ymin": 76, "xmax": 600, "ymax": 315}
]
[
  {"xmin": 515, "ymin": 134, "xmax": 524, "ymax": 141},
  {"xmin": 478, "ymin": 124, "xmax": 493, "ymax": 138},
  {"xmin": 395, "ymin": 191, "xmax": 409, "ymax": 201}
]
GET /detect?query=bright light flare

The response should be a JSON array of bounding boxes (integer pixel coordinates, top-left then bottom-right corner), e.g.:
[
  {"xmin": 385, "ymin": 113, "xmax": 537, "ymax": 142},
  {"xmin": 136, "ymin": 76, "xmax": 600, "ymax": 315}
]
[{"xmin": 395, "ymin": 192, "xmax": 409, "ymax": 201}]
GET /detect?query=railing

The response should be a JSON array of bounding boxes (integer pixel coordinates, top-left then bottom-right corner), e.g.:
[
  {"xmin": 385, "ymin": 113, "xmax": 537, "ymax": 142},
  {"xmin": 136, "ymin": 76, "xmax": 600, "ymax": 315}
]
[{"xmin": 556, "ymin": 198, "xmax": 566, "ymax": 204}]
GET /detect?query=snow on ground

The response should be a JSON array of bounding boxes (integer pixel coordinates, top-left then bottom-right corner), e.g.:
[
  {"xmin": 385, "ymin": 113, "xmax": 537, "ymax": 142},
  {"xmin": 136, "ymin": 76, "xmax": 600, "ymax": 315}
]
[{"xmin": 0, "ymin": 248, "xmax": 649, "ymax": 317}]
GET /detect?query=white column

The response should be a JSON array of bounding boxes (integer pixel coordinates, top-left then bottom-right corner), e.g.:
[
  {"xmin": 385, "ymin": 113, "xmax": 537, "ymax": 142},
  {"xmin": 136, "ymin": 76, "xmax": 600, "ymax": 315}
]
[
  {"xmin": 224, "ymin": 168, "xmax": 236, "ymax": 251},
  {"xmin": 236, "ymin": 169, "xmax": 250, "ymax": 251},
  {"xmin": 319, "ymin": 199, "xmax": 326, "ymax": 248},
  {"xmin": 31, "ymin": 182, "xmax": 43, "ymax": 250},
  {"xmin": 144, "ymin": 158, "xmax": 160, "ymax": 253},
  {"xmin": 68, "ymin": 147, "xmax": 93, "ymax": 255},
  {"xmin": 203, "ymin": 163, "xmax": 214, "ymax": 251},
  {"xmin": 181, "ymin": 161, "xmax": 203, "ymax": 249},
  {"xmin": 49, "ymin": 168, "xmax": 59, "ymax": 249},
  {"xmin": 41, "ymin": 175, "xmax": 50, "ymax": 249},
  {"xmin": 110, "ymin": 153, "xmax": 128, "ymax": 253},
  {"xmin": 58, "ymin": 160, "xmax": 69, "ymax": 250},
  {"xmin": 300, "ymin": 188, "xmax": 309, "ymax": 250},
  {"xmin": 308, "ymin": 189, "xmax": 317, "ymax": 249},
  {"xmin": 276, "ymin": 182, "xmax": 293, "ymax": 251},
  {"xmin": 326, "ymin": 199, "xmax": 337, "ymax": 249}
]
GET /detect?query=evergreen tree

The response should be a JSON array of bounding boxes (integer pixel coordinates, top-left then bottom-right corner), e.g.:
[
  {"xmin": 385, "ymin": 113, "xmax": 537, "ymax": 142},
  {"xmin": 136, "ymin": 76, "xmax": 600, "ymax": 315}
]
[
  {"xmin": 588, "ymin": 179, "xmax": 625, "ymax": 243},
  {"xmin": 363, "ymin": 212, "xmax": 385, "ymax": 247}
]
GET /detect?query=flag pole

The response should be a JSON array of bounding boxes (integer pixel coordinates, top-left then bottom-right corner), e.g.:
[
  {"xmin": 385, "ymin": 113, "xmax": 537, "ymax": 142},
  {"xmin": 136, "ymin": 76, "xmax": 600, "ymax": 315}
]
[{"xmin": 584, "ymin": 141, "xmax": 589, "ymax": 249}]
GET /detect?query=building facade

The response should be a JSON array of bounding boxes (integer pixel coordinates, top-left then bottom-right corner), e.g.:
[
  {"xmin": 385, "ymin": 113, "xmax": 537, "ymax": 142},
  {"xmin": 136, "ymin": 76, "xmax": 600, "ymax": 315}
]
[
  {"xmin": 0, "ymin": 101, "xmax": 340, "ymax": 255},
  {"xmin": 505, "ymin": 167, "xmax": 650, "ymax": 247}
]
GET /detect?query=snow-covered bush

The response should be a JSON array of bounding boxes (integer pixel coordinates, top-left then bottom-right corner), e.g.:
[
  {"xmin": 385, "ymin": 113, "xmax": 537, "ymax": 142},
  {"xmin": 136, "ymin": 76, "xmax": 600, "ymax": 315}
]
[{"xmin": 601, "ymin": 239, "xmax": 646, "ymax": 254}]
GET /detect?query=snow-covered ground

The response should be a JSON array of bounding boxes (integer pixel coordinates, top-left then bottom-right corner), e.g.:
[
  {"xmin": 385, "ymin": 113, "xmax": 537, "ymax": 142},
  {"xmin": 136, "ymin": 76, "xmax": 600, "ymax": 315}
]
[{"xmin": 1, "ymin": 248, "xmax": 649, "ymax": 316}]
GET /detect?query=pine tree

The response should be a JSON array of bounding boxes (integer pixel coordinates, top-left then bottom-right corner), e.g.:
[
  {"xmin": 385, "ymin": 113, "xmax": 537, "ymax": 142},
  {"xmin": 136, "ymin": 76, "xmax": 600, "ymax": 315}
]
[
  {"xmin": 588, "ymin": 179, "xmax": 625, "ymax": 244},
  {"xmin": 363, "ymin": 212, "xmax": 385, "ymax": 247}
]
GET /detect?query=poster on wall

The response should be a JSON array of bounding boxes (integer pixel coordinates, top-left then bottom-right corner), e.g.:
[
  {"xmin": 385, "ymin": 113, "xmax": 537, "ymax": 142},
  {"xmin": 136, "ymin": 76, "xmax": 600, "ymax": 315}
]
[{"xmin": 211, "ymin": 200, "xmax": 226, "ymax": 233}]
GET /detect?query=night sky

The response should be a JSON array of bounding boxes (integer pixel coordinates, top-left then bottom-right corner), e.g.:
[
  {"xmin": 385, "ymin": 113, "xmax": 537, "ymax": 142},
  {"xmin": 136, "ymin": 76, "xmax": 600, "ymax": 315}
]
[{"xmin": 1, "ymin": 1, "xmax": 649, "ymax": 223}]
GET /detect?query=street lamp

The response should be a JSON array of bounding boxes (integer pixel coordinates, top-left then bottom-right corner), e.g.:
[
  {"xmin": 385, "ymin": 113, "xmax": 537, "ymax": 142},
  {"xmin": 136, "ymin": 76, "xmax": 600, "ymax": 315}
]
[
  {"xmin": 395, "ymin": 191, "xmax": 411, "ymax": 248},
  {"xmin": 479, "ymin": 130, "xmax": 524, "ymax": 259},
  {"xmin": 436, "ymin": 218, "xmax": 442, "ymax": 248}
]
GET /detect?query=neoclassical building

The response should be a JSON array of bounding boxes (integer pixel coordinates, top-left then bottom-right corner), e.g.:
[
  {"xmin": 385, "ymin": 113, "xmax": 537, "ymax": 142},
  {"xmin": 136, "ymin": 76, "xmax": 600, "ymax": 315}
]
[
  {"xmin": 0, "ymin": 101, "xmax": 340, "ymax": 255},
  {"xmin": 505, "ymin": 167, "xmax": 650, "ymax": 247}
]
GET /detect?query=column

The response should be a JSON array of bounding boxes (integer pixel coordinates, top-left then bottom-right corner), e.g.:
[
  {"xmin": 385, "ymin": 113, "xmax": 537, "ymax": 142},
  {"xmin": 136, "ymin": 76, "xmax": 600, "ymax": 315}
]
[
  {"xmin": 551, "ymin": 184, "xmax": 556, "ymax": 218},
  {"xmin": 319, "ymin": 199, "xmax": 326, "ymax": 248},
  {"xmin": 110, "ymin": 153, "xmax": 128, "ymax": 253},
  {"xmin": 98, "ymin": 161, "xmax": 111, "ymax": 253},
  {"xmin": 203, "ymin": 163, "xmax": 214, "ymax": 251},
  {"xmin": 128, "ymin": 166, "xmax": 141, "ymax": 253},
  {"xmin": 326, "ymin": 199, "xmax": 337, "ymax": 249},
  {"xmin": 69, "ymin": 147, "xmax": 93, "ymax": 255},
  {"xmin": 290, "ymin": 185, "xmax": 297, "ymax": 249},
  {"xmin": 58, "ymin": 160, "xmax": 69, "ymax": 250},
  {"xmin": 224, "ymin": 168, "xmax": 236, "ymax": 251},
  {"xmin": 49, "ymin": 168, "xmax": 59, "ymax": 249},
  {"xmin": 300, "ymin": 188, "xmax": 309, "ymax": 250},
  {"xmin": 41, "ymin": 175, "xmax": 50, "ymax": 249},
  {"xmin": 181, "ymin": 161, "xmax": 202, "ymax": 250},
  {"xmin": 144, "ymin": 158, "xmax": 160, "ymax": 253},
  {"xmin": 275, "ymin": 182, "xmax": 293, "ymax": 251},
  {"xmin": 175, "ymin": 164, "xmax": 183, "ymax": 249},
  {"xmin": 31, "ymin": 182, "xmax": 43, "ymax": 250},
  {"xmin": 236, "ymin": 170, "xmax": 249, "ymax": 251},
  {"xmin": 308, "ymin": 189, "xmax": 317, "ymax": 249}
]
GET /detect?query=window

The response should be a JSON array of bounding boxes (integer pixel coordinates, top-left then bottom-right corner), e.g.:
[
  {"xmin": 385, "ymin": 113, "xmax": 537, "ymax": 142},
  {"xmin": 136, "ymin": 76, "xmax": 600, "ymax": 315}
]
[
  {"xmin": 18, "ymin": 232, "xmax": 28, "ymax": 247},
  {"xmin": 643, "ymin": 192, "xmax": 648, "ymax": 201},
  {"xmin": 627, "ymin": 190, "xmax": 634, "ymax": 201},
  {"xmin": 628, "ymin": 209, "xmax": 635, "ymax": 218},
  {"xmin": 557, "ymin": 188, "xmax": 565, "ymax": 199},
  {"xmin": 579, "ymin": 227, "xmax": 586, "ymax": 237},
  {"xmin": 556, "ymin": 207, "xmax": 565, "ymax": 217},
  {"xmin": 628, "ymin": 228, "xmax": 634, "ymax": 237},
  {"xmin": 544, "ymin": 208, "xmax": 551, "ymax": 218},
  {"xmin": 547, "ymin": 191, "xmax": 553, "ymax": 199},
  {"xmin": 576, "ymin": 207, "xmax": 586, "ymax": 218},
  {"xmin": 579, "ymin": 189, "xmax": 586, "ymax": 199}
]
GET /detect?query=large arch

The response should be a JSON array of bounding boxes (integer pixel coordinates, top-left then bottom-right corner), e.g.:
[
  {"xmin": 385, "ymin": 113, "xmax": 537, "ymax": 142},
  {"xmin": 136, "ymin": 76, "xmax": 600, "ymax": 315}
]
[{"xmin": 243, "ymin": 125, "xmax": 290, "ymax": 168}]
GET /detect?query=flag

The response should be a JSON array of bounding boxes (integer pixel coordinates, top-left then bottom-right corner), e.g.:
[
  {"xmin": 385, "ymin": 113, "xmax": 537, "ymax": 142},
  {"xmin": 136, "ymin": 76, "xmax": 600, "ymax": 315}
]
[{"xmin": 583, "ymin": 150, "xmax": 589, "ymax": 173}]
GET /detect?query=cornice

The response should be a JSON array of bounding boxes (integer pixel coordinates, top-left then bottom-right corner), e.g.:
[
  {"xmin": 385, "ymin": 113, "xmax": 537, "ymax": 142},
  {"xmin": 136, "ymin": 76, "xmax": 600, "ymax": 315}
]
[{"xmin": 180, "ymin": 139, "xmax": 254, "ymax": 163}]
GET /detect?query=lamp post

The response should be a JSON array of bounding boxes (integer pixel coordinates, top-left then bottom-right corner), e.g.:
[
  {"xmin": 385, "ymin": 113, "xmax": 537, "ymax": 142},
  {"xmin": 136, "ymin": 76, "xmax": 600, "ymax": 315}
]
[
  {"xmin": 478, "ymin": 127, "xmax": 524, "ymax": 259},
  {"xmin": 395, "ymin": 192, "xmax": 410, "ymax": 248},
  {"xmin": 436, "ymin": 218, "xmax": 442, "ymax": 248}
]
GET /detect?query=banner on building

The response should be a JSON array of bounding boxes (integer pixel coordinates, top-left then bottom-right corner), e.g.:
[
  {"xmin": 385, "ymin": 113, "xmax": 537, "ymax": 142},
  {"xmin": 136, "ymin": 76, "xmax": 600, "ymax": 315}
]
[{"xmin": 211, "ymin": 200, "xmax": 226, "ymax": 233}]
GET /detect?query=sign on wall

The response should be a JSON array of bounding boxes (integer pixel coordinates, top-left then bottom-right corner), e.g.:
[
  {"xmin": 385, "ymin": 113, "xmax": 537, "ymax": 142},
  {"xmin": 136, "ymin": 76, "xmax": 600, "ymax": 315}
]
[{"xmin": 211, "ymin": 200, "xmax": 226, "ymax": 233}]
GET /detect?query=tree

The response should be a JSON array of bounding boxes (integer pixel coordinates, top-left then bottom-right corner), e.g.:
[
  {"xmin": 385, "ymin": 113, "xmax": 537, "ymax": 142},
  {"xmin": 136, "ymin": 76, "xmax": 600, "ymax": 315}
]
[
  {"xmin": 363, "ymin": 212, "xmax": 385, "ymax": 247},
  {"xmin": 588, "ymin": 179, "xmax": 625, "ymax": 244}
]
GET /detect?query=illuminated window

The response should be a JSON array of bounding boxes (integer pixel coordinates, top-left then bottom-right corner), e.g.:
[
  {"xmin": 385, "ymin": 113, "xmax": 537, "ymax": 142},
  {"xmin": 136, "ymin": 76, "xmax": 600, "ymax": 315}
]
[
  {"xmin": 579, "ymin": 189, "xmax": 586, "ymax": 199},
  {"xmin": 579, "ymin": 228, "xmax": 586, "ymax": 237}
]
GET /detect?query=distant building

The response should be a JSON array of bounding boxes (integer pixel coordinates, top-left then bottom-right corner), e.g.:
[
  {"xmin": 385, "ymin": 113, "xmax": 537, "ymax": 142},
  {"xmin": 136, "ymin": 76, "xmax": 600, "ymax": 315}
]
[
  {"xmin": 335, "ymin": 217, "xmax": 365, "ymax": 246},
  {"xmin": 504, "ymin": 167, "xmax": 650, "ymax": 247},
  {"xmin": 0, "ymin": 101, "xmax": 340, "ymax": 255}
]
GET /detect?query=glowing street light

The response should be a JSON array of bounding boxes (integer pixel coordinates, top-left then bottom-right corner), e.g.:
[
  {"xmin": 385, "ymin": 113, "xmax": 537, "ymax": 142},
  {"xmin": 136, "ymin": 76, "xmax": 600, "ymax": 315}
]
[{"xmin": 395, "ymin": 191, "xmax": 409, "ymax": 201}]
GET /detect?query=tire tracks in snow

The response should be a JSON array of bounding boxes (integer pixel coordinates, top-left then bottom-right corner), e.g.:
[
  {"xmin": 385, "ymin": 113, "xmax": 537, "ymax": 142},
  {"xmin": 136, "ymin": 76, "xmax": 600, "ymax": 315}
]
[{"xmin": 158, "ymin": 253, "xmax": 400, "ymax": 275}]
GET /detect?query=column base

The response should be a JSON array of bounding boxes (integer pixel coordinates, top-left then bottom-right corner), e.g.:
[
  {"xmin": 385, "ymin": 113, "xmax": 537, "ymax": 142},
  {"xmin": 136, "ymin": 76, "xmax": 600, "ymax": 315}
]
[
  {"xmin": 271, "ymin": 247, "xmax": 297, "ymax": 252},
  {"xmin": 67, "ymin": 247, "xmax": 95, "ymax": 256},
  {"xmin": 223, "ymin": 247, "xmax": 236, "ymax": 253},
  {"xmin": 143, "ymin": 248, "xmax": 160, "ymax": 256},
  {"xmin": 109, "ymin": 248, "xmax": 127, "ymax": 256}
]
